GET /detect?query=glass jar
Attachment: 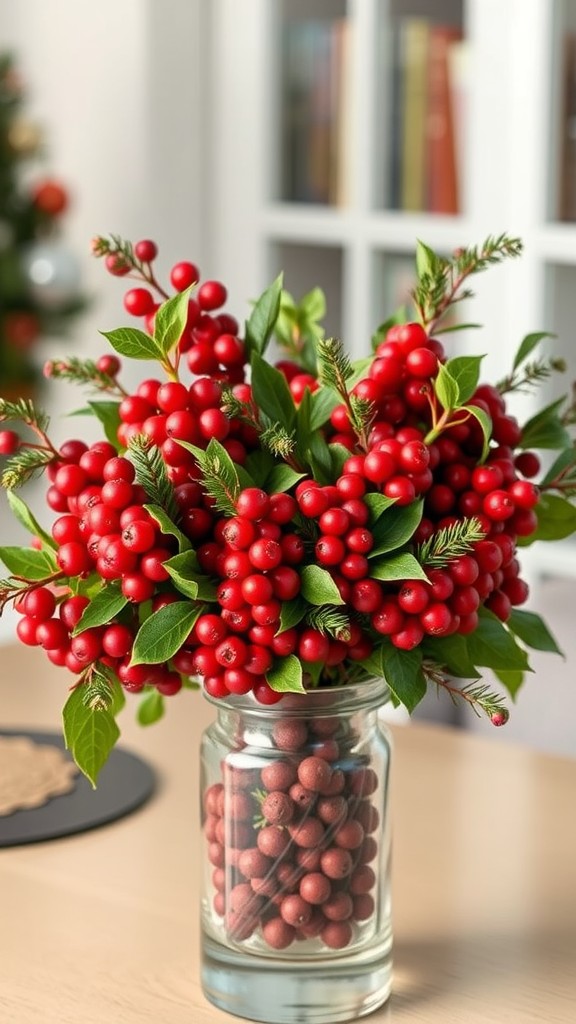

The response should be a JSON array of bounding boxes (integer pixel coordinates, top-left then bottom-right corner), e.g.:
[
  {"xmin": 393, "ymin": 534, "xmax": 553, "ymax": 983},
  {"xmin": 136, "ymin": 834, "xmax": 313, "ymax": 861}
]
[{"xmin": 200, "ymin": 678, "xmax": 392, "ymax": 1024}]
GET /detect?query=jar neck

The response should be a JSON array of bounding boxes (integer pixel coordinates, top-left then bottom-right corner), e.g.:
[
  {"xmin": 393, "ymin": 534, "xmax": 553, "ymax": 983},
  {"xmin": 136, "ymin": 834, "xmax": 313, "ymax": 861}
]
[{"xmin": 205, "ymin": 677, "xmax": 389, "ymax": 747}]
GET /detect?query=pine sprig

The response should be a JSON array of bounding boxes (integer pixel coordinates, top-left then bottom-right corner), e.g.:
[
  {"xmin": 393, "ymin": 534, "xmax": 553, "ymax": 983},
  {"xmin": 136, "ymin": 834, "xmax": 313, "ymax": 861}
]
[
  {"xmin": 0, "ymin": 397, "xmax": 50, "ymax": 435},
  {"xmin": 317, "ymin": 336, "xmax": 353, "ymax": 391},
  {"xmin": 2, "ymin": 446, "xmax": 54, "ymax": 489},
  {"xmin": 220, "ymin": 387, "xmax": 260, "ymax": 430},
  {"xmin": 306, "ymin": 607, "xmax": 351, "ymax": 642},
  {"xmin": 417, "ymin": 517, "xmax": 486, "ymax": 567},
  {"xmin": 423, "ymin": 661, "xmax": 509, "ymax": 724},
  {"xmin": 127, "ymin": 435, "xmax": 180, "ymax": 521},
  {"xmin": 0, "ymin": 578, "xmax": 25, "ymax": 614},
  {"xmin": 413, "ymin": 235, "xmax": 523, "ymax": 332},
  {"xmin": 497, "ymin": 357, "xmax": 567, "ymax": 396},
  {"xmin": 189, "ymin": 438, "xmax": 240, "ymax": 517},
  {"xmin": 317, "ymin": 337, "xmax": 371, "ymax": 450},
  {"xmin": 44, "ymin": 357, "xmax": 127, "ymax": 396},
  {"xmin": 260, "ymin": 423, "xmax": 296, "ymax": 459}
]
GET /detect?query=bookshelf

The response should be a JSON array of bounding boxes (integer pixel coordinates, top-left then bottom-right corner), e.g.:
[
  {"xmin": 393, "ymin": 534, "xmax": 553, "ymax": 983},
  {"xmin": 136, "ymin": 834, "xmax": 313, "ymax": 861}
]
[{"xmin": 207, "ymin": 0, "xmax": 576, "ymax": 581}]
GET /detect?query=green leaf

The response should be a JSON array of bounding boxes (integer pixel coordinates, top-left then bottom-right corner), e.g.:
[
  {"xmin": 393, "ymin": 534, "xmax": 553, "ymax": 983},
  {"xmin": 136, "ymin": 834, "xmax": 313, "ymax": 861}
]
[
  {"xmin": 347, "ymin": 357, "xmax": 374, "ymax": 389},
  {"xmin": 508, "ymin": 609, "xmax": 564, "ymax": 655},
  {"xmin": 358, "ymin": 647, "xmax": 385, "ymax": 679},
  {"xmin": 467, "ymin": 609, "xmax": 531, "ymax": 672},
  {"xmin": 381, "ymin": 646, "xmax": 426, "ymax": 713},
  {"xmin": 62, "ymin": 684, "xmax": 120, "ymax": 788},
  {"xmin": 309, "ymin": 387, "xmax": 340, "ymax": 431},
  {"xmin": 493, "ymin": 668, "xmax": 525, "ymax": 700},
  {"xmin": 522, "ymin": 493, "xmax": 576, "ymax": 542},
  {"xmin": 6, "ymin": 491, "xmax": 56, "ymax": 549},
  {"xmin": 540, "ymin": 448, "xmax": 576, "ymax": 488},
  {"xmin": 164, "ymin": 551, "xmax": 217, "ymax": 601},
  {"xmin": 264, "ymin": 464, "xmax": 305, "ymax": 494},
  {"xmin": 305, "ymin": 431, "xmax": 333, "ymax": 484},
  {"xmin": 434, "ymin": 363, "xmax": 460, "ymax": 411},
  {"xmin": 277, "ymin": 597, "xmax": 308, "ymax": 634},
  {"xmin": 245, "ymin": 274, "xmax": 283, "ymax": 356},
  {"xmin": 144, "ymin": 503, "xmax": 191, "ymax": 552},
  {"xmin": 363, "ymin": 492, "xmax": 398, "ymax": 523},
  {"xmin": 300, "ymin": 286, "xmax": 325, "ymax": 323},
  {"xmin": 87, "ymin": 401, "xmax": 121, "ymax": 447},
  {"xmin": 131, "ymin": 602, "xmax": 203, "ymax": 666},
  {"xmin": 244, "ymin": 450, "xmax": 275, "ymax": 486},
  {"xmin": 369, "ymin": 551, "xmax": 429, "ymax": 582},
  {"xmin": 154, "ymin": 286, "xmax": 193, "ymax": 356},
  {"xmin": 512, "ymin": 331, "xmax": 554, "ymax": 372},
  {"xmin": 444, "ymin": 355, "xmax": 485, "ymax": 404},
  {"xmin": 435, "ymin": 322, "xmax": 482, "ymax": 335},
  {"xmin": 329, "ymin": 443, "xmax": 353, "ymax": 477},
  {"xmin": 422, "ymin": 634, "xmax": 479, "ymax": 679},
  {"xmin": 72, "ymin": 582, "xmax": 129, "ymax": 636},
  {"xmin": 462, "ymin": 404, "xmax": 492, "ymax": 462},
  {"xmin": 416, "ymin": 240, "xmax": 436, "ymax": 280},
  {"xmin": 368, "ymin": 500, "xmax": 423, "ymax": 556},
  {"xmin": 100, "ymin": 326, "xmax": 162, "ymax": 361},
  {"xmin": 300, "ymin": 565, "xmax": 344, "ymax": 605},
  {"xmin": 137, "ymin": 689, "xmax": 165, "ymax": 726},
  {"xmin": 251, "ymin": 351, "xmax": 296, "ymax": 430},
  {"xmin": 266, "ymin": 654, "xmax": 305, "ymax": 694},
  {"xmin": 0, "ymin": 546, "xmax": 56, "ymax": 579},
  {"xmin": 519, "ymin": 398, "xmax": 572, "ymax": 450}
]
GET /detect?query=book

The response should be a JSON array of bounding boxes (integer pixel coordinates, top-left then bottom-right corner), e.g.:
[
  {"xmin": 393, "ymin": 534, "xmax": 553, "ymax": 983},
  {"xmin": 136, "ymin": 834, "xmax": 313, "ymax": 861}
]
[
  {"xmin": 425, "ymin": 25, "xmax": 462, "ymax": 214},
  {"xmin": 281, "ymin": 18, "xmax": 350, "ymax": 206},
  {"xmin": 399, "ymin": 18, "xmax": 430, "ymax": 212},
  {"xmin": 330, "ymin": 17, "xmax": 352, "ymax": 206}
]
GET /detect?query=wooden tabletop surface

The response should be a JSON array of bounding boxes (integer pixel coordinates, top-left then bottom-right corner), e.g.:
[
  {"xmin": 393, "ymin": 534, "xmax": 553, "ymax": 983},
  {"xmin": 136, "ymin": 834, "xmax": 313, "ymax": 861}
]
[{"xmin": 0, "ymin": 643, "xmax": 575, "ymax": 1023}]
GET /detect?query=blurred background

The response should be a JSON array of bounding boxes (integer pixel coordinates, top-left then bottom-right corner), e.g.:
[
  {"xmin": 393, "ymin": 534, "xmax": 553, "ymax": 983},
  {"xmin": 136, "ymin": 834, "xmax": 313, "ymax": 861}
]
[{"xmin": 0, "ymin": 0, "xmax": 575, "ymax": 755}]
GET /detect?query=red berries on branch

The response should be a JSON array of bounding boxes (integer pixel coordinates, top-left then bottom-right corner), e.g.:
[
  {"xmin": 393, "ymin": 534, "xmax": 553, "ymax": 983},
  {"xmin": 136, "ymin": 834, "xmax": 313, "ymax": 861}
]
[{"xmin": 1, "ymin": 231, "xmax": 574, "ymax": 783}]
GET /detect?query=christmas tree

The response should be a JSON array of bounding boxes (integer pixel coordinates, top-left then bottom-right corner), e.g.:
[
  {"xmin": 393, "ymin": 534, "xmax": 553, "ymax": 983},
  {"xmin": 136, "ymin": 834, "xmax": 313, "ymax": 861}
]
[{"xmin": 0, "ymin": 52, "xmax": 85, "ymax": 398}]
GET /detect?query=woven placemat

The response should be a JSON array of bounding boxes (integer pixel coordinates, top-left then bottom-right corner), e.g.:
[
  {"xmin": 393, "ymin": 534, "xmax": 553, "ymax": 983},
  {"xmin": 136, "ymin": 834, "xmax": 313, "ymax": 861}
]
[{"xmin": 0, "ymin": 730, "xmax": 156, "ymax": 847}]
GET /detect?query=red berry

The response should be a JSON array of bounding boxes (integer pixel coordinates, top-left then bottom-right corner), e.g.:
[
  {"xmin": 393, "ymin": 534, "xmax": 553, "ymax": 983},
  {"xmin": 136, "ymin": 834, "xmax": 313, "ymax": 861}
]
[
  {"xmin": 134, "ymin": 239, "xmax": 158, "ymax": 262},
  {"xmin": 123, "ymin": 287, "xmax": 155, "ymax": 317}
]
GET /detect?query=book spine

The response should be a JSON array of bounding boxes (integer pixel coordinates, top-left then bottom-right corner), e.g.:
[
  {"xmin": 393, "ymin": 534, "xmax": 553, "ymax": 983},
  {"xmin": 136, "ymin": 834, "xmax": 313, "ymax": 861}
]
[
  {"xmin": 400, "ymin": 18, "xmax": 430, "ymax": 212},
  {"xmin": 425, "ymin": 25, "xmax": 462, "ymax": 215}
]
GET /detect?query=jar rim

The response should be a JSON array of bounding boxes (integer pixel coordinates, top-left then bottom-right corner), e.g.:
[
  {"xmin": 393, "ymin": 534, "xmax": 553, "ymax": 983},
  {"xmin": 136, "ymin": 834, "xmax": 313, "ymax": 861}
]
[{"xmin": 202, "ymin": 676, "xmax": 389, "ymax": 717}]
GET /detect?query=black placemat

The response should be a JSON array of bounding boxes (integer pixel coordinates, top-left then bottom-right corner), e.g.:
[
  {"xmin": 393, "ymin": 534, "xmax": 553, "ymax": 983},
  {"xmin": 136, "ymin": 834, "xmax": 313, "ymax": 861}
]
[{"xmin": 0, "ymin": 729, "xmax": 156, "ymax": 847}]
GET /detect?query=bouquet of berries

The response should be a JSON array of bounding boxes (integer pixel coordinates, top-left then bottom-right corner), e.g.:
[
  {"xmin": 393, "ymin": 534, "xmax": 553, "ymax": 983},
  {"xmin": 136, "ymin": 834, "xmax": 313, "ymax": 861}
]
[{"xmin": 0, "ymin": 233, "xmax": 574, "ymax": 786}]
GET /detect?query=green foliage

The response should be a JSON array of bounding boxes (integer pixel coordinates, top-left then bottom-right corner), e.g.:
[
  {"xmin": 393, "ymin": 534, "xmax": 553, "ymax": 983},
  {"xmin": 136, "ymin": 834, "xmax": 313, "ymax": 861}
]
[
  {"xmin": 180, "ymin": 437, "xmax": 242, "ymax": 517},
  {"xmin": 127, "ymin": 435, "xmax": 180, "ymax": 521},
  {"xmin": 0, "ymin": 545, "xmax": 56, "ymax": 579},
  {"xmin": 137, "ymin": 690, "xmax": 165, "ymax": 726},
  {"xmin": 72, "ymin": 582, "xmax": 128, "ymax": 635},
  {"xmin": 101, "ymin": 326, "xmax": 162, "ymax": 361},
  {"xmin": 300, "ymin": 565, "xmax": 344, "ymax": 605},
  {"xmin": 153, "ymin": 287, "xmax": 192, "ymax": 356},
  {"xmin": 368, "ymin": 501, "xmax": 423, "ymax": 557},
  {"xmin": 245, "ymin": 274, "xmax": 284, "ymax": 358},
  {"xmin": 62, "ymin": 669, "xmax": 124, "ymax": 787},
  {"xmin": 6, "ymin": 490, "xmax": 56, "ymax": 549},
  {"xmin": 266, "ymin": 655, "xmax": 305, "ymax": 693},
  {"xmin": 131, "ymin": 602, "xmax": 203, "ymax": 666},
  {"xmin": 250, "ymin": 351, "xmax": 296, "ymax": 431}
]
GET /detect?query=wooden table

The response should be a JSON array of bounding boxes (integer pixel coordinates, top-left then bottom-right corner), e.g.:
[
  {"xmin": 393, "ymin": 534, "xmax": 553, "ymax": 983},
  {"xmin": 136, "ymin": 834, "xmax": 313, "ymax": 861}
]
[{"xmin": 1, "ymin": 643, "xmax": 575, "ymax": 1023}]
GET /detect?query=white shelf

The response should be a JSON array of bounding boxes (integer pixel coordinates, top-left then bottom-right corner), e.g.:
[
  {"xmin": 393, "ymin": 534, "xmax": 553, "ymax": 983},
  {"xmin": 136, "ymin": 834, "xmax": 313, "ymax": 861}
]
[{"xmin": 209, "ymin": 0, "xmax": 576, "ymax": 578}]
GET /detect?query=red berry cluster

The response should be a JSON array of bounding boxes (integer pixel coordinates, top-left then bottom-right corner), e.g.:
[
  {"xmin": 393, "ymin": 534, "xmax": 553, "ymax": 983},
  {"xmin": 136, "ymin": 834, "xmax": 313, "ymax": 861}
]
[
  {"xmin": 318, "ymin": 322, "xmax": 540, "ymax": 643},
  {"xmin": 204, "ymin": 715, "xmax": 380, "ymax": 951}
]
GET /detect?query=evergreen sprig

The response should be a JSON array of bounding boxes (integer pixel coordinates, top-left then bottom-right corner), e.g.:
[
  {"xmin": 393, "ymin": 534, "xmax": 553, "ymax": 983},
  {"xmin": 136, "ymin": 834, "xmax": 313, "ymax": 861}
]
[
  {"xmin": 497, "ymin": 357, "xmax": 567, "ymax": 396},
  {"xmin": 417, "ymin": 517, "xmax": 486, "ymax": 567},
  {"xmin": 127, "ymin": 435, "xmax": 180, "ymax": 521},
  {"xmin": 44, "ymin": 357, "xmax": 127, "ymax": 396},
  {"xmin": 190, "ymin": 439, "xmax": 240, "ymax": 517},
  {"xmin": 413, "ymin": 234, "xmax": 523, "ymax": 332},
  {"xmin": 1, "ymin": 446, "xmax": 54, "ymax": 489},
  {"xmin": 317, "ymin": 337, "xmax": 372, "ymax": 450},
  {"xmin": 260, "ymin": 423, "xmax": 296, "ymax": 459},
  {"xmin": 317, "ymin": 336, "xmax": 353, "ymax": 391},
  {"xmin": 306, "ymin": 607, "xmax": 351, "ymax": 642},
  {"xmin": 0, "ymin": 397, "xmax": 50, "ymax": 435},
  {"xmin": 423, "ymin": 661, "xmax": 509, "ymax": 723},
  {"xmin": 220, "ymin": 387, "xmax": 260, "ymax": 429}
]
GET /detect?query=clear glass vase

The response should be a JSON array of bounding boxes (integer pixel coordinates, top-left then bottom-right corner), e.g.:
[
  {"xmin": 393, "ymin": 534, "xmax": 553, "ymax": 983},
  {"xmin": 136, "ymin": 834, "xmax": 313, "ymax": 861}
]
[{"xmin": 200, "ymin": 677, "xmax": 392, "ymax": 1024}]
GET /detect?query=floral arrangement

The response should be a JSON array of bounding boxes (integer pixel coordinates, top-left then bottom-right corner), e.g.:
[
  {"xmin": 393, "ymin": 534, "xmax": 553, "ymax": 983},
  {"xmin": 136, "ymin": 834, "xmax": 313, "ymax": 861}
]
[{"xmin": 0, "ymin": 233, "xmax": 574, "ymax": 786}]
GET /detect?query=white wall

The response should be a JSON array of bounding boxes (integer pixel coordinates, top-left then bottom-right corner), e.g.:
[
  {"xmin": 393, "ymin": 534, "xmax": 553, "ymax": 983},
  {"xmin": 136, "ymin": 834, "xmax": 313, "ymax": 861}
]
[{"xmin": 0, "ymin": 0, "xmax": 209, "ymax": 540}]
